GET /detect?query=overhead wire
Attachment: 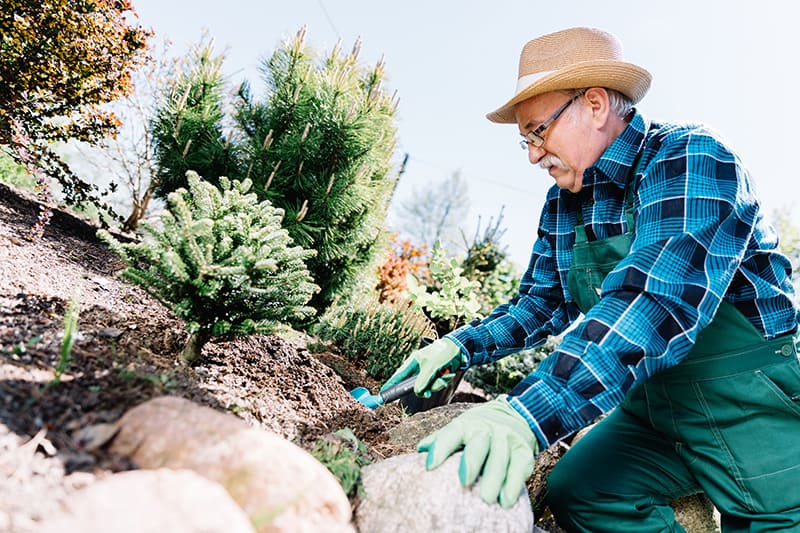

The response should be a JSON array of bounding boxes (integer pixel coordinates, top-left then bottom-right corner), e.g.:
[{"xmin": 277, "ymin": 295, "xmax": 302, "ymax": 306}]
[{"xmin": 315, "ymin": 0, "xmax": 340, "ymax": 37}]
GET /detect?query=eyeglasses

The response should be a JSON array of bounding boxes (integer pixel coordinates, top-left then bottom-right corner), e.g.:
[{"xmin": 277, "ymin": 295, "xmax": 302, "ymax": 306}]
[{"xmin": 519, "ymin": 91, "xmax": 584, "ymax": 150}]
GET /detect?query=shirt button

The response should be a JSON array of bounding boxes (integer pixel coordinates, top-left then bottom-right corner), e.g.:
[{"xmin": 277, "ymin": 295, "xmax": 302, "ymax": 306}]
[{"xmin": 780, "ymin": 344, "xmax": 794, "ymax": 357}]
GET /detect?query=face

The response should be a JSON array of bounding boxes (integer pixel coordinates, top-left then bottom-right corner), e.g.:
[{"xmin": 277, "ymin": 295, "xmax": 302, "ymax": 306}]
[{"xmin": 515, "ymin": 90, "xmax": 610, "ymax": 193}]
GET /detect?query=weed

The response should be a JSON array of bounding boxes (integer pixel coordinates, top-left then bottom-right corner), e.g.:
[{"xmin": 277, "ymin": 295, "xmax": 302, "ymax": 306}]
[
  {"xmin": 118, "ymin": 366, "xmax": 177, "ymax": 392},
  {"xmin": 52, "ymin": 293, "xmax": 80, "ymax": 384},
  {"xmin": 309, "ymin": 428, "xmax": 372, "ymax": 498},
  {"xmin": 314, "ymin": 296, "xmax": 436, "ymax": 382}
]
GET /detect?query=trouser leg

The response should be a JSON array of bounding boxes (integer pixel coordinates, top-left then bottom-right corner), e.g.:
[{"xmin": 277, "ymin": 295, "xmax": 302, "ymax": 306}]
[
  {"xmin": 551, "ymin": 349, "xmax": 800, "ymax": 532},
  {"xmin": 545, "ymin": 405, "xmax": 699, "ymax": 533},
  {"xmin": 657, "ymin": 359, "xmax": 800, "ymax": 532}
]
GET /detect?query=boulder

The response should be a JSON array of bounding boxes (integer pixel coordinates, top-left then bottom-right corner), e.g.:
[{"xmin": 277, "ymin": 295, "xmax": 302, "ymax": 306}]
[
  {"xmin": 356, "ymin": 452, "xmax": 534, "ymax": 533},
  {"xmin": 108, "ymin": 396, "xmax": 353, "ymax": 533},
  {"xmin": 386, "ymin": 402, "xmax": 473, "ymax": 452},
  {"xmin": 384, "ymin": 402, "xmax": 719, "ymax": 533},
  {"xmin": 36, "ymin": 469, "xmax": 254, "ymax": 533}
]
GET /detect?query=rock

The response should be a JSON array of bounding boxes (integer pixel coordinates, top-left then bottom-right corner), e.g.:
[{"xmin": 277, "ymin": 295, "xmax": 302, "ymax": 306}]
[
  {"xmin": 384, "ymin": 401, "xmax": 720, "ymax": 532},
  {"xmin": 356, "ymin": 452, "xmax": 534, "ymax": 533},
  {"xmin": 672, "ymin": 493, "xmax": 720, "ymax": 533},
  {"xmin": 108, "ymin": 396, "xmax": 353, "ymax": 533},
  {"xmin": 386, "ymin": 402, "xmax": 474, "ymax": 452},
  {"xmin": 36, "ymin": 469, "xmax": 254, "ymax": 533}
]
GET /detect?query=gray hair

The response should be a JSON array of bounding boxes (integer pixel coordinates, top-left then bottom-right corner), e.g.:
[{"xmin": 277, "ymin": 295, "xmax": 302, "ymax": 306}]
[{"xmin": 562, "ymin": 88, "xmax": 634, "ymax": 119}]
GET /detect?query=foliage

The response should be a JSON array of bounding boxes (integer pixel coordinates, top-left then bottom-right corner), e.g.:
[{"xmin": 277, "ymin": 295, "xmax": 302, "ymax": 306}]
[
  {"xmin": 1, "ymin": 0, "xmax": 151, "ymax": 218},
  {"xmin": 314, "ymin": 295, "xmax": 436, "ymax": 381},
  {"xmin": 0, "ymin": 150, "xmax": 34, "ymax": 189},
  {"xmin": 150, "ymin": 39, "xmax": 235, "ymax": 199},
  {"xmin": 460, "ymin": 208, "xmax": 520, "ymax": 316},
  {"xmin": 151, "ymin": 27, "xmax": 399, "ymax": 315},
  {"xmin": 407, "ymin": 245, "xmax": 482, "ymax": 336},
  {"xmin": 375, "ymin": 234, "xmax": 429, "ymax": 304},
  {"xmin": 52, "ymin": 292, "xmax": 80, "ymax": 384},
  {"xmin": 98, "ymin": 171, "xmax": 319, "ymax": 364},
  {"xmin": 464, "ymin": 337, "xmax": 561, "ymax": 397},
  {"xmin": 309, "ymin": 428, "xmax": 371, "ymax": 498},
  {"xmin": 68, "ymin": 38, "xmax": 185, "ymax": 232},
  {"xmin": 394, "ymin": 171, "xmax": 470, "ymax": 255},
  {"xmin": 772, "ymin": 207, "xmax": 800, "ymax": 296}
]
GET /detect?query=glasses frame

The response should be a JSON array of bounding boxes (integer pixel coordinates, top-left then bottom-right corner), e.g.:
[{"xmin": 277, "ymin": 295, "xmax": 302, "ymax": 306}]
[{"xmin": 519, "ymin": 91, "xmax": 584, "ymax": 150}]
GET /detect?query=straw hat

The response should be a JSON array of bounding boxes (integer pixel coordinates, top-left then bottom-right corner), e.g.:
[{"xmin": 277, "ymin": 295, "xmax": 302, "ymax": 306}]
[{"xmin": 486, "ymin": 27, "xmax": 652, "ymax": 124}]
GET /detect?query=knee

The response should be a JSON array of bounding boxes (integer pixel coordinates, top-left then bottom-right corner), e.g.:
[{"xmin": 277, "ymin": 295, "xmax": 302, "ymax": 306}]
[{"xmin": 545, "ymin": 458, "xmax": 589, "ymax": 519}]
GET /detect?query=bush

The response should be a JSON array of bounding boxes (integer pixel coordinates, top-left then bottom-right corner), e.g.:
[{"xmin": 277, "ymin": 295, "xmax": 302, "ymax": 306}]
[
  {"xmin": 1, "ymin": 0, "xmax": 150, "ymax": 218},
  {"xmin": 460, "ymin": 208, "xmax": 520, "ymax": 317},
  {"xmin": 464, "ymin": 336, "xmax": 561, "ymax": 397},
  {"xmin": 0, "ymin": 151, "xmax": 35, "ymax": 189},
  {"xmin": 407, "ymin": 245, "xmax": 482, "ymax": 337},
  {"xmin": 99, "ymin": 171, "xmax": 318, "ymax": 364},
  {"xmin": 151, "ymin": 28, "xmax": 399, "ymax": 315},
  {"xmin": 375, "ymin": 235, "xmax": 428, "ymax": 304},
  {"xmin": 314, "ymin": 296, "xmax": 435, "ymax": 381}
]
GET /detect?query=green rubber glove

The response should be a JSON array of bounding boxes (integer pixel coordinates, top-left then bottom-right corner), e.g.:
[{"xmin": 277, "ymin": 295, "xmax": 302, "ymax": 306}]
[
  {"xmin": 417, "ymin": 396, "xmax": 538, "ymax": 508},
  {"xmin": 380, "ymin": 338, "xmax": 463, "ymax": 397}
]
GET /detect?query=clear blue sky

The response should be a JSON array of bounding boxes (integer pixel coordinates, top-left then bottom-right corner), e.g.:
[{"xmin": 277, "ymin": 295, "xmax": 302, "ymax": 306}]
[{"xmin": 130, "ymin": 0, "xmax": 800, "ymax": 268}]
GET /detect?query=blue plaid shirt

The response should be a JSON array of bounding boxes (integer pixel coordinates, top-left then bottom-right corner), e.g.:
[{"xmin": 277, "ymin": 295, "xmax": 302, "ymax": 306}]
[{"xmin": 446, "ymin": 111, "xmax": 798, "ymax": 449}]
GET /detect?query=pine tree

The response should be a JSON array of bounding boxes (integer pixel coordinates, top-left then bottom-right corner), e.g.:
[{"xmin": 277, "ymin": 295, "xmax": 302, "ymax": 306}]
[
  {"xmin": 150, "ymin": 27, "xmax": 399, "ymax": 315},
  {"xmin": 150, "ymin": 39, "xmax": 239, "ymax": 198},
  {"xmin": 98, "ymin": 171, "xmax": 318, "ymax": 364}
]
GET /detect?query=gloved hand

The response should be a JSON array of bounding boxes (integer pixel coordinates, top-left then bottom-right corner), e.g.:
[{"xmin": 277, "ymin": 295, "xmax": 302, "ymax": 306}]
[
  {"xmin": 417, "ymin": 396, "xmax": 538, "ymax": 508},
  {"xmin": 380, "ymin": 337, "xmax": 463, "ymax": 397}
]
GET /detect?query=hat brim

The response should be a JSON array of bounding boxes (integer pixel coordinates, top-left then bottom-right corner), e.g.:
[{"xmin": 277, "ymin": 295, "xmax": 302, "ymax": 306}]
[{"xmin": 486, "ymin": 60, "xmax": 652, "ymax": 124}]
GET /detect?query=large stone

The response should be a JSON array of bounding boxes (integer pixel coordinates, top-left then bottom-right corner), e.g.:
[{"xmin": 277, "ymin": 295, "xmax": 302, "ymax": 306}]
[
  {"xmin": 36, "ymin": 469, "xmax": 254, "ymax": 533},
  {"xmin": 356, "ymin": 452, "xmax": 534, "ymax": 533},
  {"xmin": 386, "ymin": 402, "xmax": 473, "ymax": 452},
  {"xmin": 108, "ymin": 396, "xmax": 353, "ymax": 533},
  {"xmin": 384, "ymin": 402, "xmax": 720, "ymax": 532}
]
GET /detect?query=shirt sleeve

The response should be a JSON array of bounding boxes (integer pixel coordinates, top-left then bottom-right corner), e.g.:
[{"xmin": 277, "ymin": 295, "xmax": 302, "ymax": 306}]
[
  {"xmin": 446, "ymin": 196, "xmax": 576, "ymax": 365},
  {"xmin": 508, "ymin": 127, "xmax": 760, "ymax": 448}
]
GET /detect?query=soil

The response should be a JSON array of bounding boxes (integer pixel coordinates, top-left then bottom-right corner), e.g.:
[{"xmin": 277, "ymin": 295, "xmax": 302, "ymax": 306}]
[{"xmin": 0, "ymin": 181, "xmax": 430, "ymax": 531}]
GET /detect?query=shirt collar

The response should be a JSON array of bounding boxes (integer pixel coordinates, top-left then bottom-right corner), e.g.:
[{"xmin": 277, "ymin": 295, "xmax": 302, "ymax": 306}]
[{"xmin": 581, "ymin": 110, "xmax": 649, "ymax": 190}]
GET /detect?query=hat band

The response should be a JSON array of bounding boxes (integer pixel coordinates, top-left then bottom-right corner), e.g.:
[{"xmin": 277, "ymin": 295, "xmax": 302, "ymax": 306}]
[{"xmin": 515, "ymin": 69, "xmax": 556, "ymax": 93}]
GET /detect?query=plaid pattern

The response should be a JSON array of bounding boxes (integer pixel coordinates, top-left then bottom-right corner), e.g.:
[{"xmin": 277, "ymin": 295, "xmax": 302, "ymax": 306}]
[{"xmin": 447, "ymin": 111, "xmax": 799, "ymax": 448}]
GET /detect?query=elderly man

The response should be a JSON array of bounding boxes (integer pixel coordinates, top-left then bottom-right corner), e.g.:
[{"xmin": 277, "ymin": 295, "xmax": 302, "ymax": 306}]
[{"xmin": 382, "ymin": 27, "xmax": 800, "ymax": 531}]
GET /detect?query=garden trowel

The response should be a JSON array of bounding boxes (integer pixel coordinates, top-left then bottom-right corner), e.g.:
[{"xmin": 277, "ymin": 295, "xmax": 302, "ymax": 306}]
[{"xmin": 349, "ymin": 375, "xmax": 417, "ymax": 409}]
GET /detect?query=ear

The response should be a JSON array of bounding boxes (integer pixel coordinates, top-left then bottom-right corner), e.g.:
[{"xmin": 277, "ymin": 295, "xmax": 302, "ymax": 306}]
[{"xmin": 582, "ymin": 87, "xmax": 611, "ymax": 126}]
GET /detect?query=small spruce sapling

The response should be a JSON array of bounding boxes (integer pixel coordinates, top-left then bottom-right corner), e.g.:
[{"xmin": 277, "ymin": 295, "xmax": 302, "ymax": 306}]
[{"xmin": 99, "ymin": 171, "xmax": 319, "ymax": 364}]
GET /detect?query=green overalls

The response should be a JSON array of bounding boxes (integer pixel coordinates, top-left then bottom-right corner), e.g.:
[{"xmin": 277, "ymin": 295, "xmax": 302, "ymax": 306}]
[{"xmin": 545, "ymin": 186, "xmax": 800, "ymax": 532}]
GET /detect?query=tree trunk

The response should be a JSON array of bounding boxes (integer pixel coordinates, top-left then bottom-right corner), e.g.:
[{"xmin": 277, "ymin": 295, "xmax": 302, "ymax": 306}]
[
  {"xmin": 179, "ymin": 329, "xmax": 212, "ymax": 366},
  {"xmin": 122, "ymin": 183, "xmax": 155, "ymax": 233}
]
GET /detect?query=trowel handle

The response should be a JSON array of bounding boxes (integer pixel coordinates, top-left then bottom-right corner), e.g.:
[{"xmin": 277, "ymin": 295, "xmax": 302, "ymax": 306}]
[{"xmin": 379, "ymin": 375, "xmax": 417, "ymax": 403}]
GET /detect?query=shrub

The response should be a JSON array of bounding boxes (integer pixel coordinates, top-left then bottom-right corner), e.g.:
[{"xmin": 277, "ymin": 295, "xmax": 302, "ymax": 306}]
[
  {"xmin": 407, "ymin": 245, "xmax": 482, "ymax": 337},
  {"xmin": 375, "ymin": 235, "xmax": 428, "ymax": 304},
  {"xmin": 98, "ymin": 171, "xmax": 318, "ymax": 364},
  {"xmin": 0, "ymin": 151, "xmax": 35, "ymax": 189},
  {"xmin": 464, "ymin": 336, "xmax": 561, "ymax": 397},
  {"xmin": 1, "ymin": 0, "xmax": 150, "ymax": 219},
  {"xmin": 460, "ymin": 208, "xmax": 520, "ymax": 316},
  {"xmin": 314, "ymin": 296, "xmax": 435, "ymax": 381},
  {"xmin": 151, "ymin": 27, "xmax": 399, "ymax": 315}
]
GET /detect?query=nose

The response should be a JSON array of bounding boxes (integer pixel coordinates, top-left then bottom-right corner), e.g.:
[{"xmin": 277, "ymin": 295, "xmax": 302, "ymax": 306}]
[{"xmin": 527, "ymin": 144, "xmax": 546, "ymax": 165}]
